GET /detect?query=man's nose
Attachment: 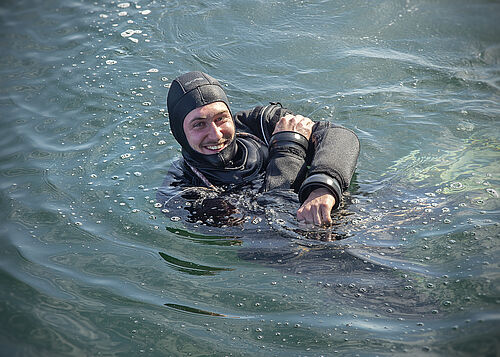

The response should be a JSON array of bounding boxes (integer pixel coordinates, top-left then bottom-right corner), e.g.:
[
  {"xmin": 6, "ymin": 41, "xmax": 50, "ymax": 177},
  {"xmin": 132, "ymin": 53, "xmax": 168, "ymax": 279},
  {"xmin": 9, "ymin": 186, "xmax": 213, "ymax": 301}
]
[{"xmin": 207, "ymin": 122, "xmax": 223, "ymax": 140}]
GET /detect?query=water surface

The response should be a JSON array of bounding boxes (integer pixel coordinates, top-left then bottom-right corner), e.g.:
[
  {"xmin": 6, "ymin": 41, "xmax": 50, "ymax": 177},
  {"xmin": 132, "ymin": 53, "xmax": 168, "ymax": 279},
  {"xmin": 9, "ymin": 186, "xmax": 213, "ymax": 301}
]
[{"xmin": 1, "ymin": 0, "xmax": 499, "ymax": 356}]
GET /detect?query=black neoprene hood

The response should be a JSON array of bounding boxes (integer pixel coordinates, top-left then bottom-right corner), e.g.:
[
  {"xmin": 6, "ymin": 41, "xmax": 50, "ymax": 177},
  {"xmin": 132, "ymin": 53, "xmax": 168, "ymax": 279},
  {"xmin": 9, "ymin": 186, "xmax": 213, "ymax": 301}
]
[{"xmin": 166, "ymin": 71, "xmax": 232, "ymax": 153}]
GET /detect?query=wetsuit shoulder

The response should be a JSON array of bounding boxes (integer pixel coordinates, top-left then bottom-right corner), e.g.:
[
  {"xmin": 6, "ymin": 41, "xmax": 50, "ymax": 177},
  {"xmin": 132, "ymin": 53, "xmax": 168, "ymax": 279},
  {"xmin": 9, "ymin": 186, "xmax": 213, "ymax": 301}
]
[{"xmin": 234, "ymin": 103, "xmax": 294, "ymax": 144}]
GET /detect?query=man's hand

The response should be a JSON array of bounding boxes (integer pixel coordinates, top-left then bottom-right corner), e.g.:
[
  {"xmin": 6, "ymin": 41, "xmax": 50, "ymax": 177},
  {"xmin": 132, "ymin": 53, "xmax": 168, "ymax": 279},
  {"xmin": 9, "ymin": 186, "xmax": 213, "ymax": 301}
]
[
  {"xmin": 273, "ymin": 114, "xmax": 314, "ymax": 140},
  {"xmin": 297, "ymin": 187, "xmax": 335, "ymax": 226}
]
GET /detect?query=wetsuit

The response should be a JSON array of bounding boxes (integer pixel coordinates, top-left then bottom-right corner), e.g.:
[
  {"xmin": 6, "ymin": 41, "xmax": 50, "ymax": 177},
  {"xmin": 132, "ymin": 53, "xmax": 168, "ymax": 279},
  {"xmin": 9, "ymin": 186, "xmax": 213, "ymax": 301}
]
[{"xmin": 157, "ymin": 102, "xmax": 360, "ymax": 210}]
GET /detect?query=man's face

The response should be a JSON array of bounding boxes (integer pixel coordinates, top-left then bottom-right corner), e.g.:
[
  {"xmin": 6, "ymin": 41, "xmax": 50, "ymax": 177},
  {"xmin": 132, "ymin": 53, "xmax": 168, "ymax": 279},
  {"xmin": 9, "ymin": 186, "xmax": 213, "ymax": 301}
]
[{"xmin": 182, "ymin": 101, "xmax": 235, "ymax": 155}]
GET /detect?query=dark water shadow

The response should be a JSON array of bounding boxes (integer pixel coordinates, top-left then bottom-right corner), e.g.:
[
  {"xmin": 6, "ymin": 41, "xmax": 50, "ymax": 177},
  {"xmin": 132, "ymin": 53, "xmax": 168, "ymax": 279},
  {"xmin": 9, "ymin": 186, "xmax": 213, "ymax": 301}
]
[{"xmin": 158, "ymin": 251, "xmax": 233, "ymax": 276}]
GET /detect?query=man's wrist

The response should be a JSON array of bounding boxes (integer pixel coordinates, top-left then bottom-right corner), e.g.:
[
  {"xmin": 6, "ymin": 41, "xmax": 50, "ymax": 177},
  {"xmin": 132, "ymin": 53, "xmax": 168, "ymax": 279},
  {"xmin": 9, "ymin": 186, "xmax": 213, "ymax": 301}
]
[
  {"xmin": 269, "ymin": 131, "xmax": 309, "ymax": 151},
  {"xmin": 268, "ymin": 131, "xmax": 309, "ymax": 159},
  {"xmin": 298, "ymin": 173, "xmax": 341, "ymax": 209}
]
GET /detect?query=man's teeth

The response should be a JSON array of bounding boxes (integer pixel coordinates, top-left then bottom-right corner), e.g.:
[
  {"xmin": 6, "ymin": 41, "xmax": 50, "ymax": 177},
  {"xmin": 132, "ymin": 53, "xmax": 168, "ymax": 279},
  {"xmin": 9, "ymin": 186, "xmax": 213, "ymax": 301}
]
[{"xmin": 206, "ymin": 143, "xmax": 225, "ymax": 150}]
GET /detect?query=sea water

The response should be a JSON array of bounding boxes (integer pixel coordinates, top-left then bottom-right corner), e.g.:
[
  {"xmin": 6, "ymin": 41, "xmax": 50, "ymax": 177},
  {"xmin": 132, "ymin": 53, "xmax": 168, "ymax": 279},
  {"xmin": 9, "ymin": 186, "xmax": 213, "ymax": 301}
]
[{"xmin": 0, "ymin": 0, "xmax": 499, "ymax": 355}]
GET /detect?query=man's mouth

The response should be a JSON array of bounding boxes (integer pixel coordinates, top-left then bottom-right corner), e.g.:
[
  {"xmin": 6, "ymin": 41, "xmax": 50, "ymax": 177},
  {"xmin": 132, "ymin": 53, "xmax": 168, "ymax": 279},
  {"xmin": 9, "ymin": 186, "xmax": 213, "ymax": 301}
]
[{"xmin": 204, "ymin": 141, "xmax": 227, "ymax": 152}]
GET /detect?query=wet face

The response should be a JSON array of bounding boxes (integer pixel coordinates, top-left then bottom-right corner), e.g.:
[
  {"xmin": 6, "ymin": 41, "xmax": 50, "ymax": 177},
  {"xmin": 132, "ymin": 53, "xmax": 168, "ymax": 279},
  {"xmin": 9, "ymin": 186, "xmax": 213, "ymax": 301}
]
[{"xmin": 182, "ymin": 101, "xmax": 235, "ymax": 155}]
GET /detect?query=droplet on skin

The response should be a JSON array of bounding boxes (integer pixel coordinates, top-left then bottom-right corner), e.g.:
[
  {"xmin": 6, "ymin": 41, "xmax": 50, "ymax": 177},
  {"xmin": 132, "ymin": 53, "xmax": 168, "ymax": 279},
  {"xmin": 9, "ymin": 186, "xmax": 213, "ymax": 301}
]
[
  {"xmin": 117, "ymin": 2, "xmax": 130, "ymax": 8},
  {"xmin": 106, "ymin": 60, "xmax": 117, "ymax": 65},
  {"xmin": 141, "ymin": 10, "xmax": 151, "ymax": 15}
]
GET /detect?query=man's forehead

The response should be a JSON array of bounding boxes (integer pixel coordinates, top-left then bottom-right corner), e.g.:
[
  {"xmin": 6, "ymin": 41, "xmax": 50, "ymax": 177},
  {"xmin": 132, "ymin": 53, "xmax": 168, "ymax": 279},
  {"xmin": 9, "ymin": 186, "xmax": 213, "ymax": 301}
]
[{"xmin": 186, "ymin": 102, "xmax": 229, "ymax": 120}]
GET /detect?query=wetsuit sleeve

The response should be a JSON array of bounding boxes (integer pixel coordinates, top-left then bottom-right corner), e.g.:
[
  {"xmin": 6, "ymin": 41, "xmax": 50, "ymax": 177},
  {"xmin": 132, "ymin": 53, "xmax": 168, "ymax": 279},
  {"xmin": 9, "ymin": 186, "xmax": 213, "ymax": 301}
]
[
  {"xmin": 263, "ymin": 130, "xmax": 309, "ymax": 191},
  {"xmin": 240, "ymin": 104, "xmax": 310, "ymax": 191},
  {"xmin": 298, "ymin": 122, "xmax": 360, "ymax": 209},
  {"xmin": 235, "ymin": 104, "xmax": 360, "ymax": 208}
]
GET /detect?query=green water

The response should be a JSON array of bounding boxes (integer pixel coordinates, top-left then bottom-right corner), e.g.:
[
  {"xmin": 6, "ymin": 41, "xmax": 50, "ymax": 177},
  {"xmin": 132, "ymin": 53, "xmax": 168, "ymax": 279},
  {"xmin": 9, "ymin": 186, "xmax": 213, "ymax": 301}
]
[{"xmin": 1, "ymin": 0, "xmax": 499, "ymax": 356}]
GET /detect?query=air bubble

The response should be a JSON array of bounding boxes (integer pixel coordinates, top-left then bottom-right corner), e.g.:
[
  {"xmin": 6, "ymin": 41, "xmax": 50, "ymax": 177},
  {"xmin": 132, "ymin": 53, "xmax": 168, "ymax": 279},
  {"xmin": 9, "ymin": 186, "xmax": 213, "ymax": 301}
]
[
  {"xmin": 121, "ymin": 29, "xmax": 136, "ymax": 38},
  {"xmin": 486, "ymin": 188, "xmax": 498, "ymax": 197},
  {"xmin": 252, "ymin": 217, "xmax": 262, "ymax": 224}
]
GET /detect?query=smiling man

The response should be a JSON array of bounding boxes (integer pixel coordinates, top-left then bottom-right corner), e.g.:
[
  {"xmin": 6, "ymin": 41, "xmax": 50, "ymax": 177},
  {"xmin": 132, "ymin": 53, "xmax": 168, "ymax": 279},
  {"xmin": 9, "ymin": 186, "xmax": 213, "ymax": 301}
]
[
  {"xmin": 159, "ymin": 71, "xmax": 360, "ymax": 226},
  {"xmin": 182, "ymin": 101, "xmax": 235, "ymax": 155}
]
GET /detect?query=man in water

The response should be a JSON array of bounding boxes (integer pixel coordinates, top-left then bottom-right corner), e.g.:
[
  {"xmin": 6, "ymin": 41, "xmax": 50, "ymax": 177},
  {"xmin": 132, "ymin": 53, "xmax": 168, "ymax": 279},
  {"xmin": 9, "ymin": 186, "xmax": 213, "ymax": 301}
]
[{"xmin": 157, "ymin": 71, "xmax": 359, "ymax": 226}]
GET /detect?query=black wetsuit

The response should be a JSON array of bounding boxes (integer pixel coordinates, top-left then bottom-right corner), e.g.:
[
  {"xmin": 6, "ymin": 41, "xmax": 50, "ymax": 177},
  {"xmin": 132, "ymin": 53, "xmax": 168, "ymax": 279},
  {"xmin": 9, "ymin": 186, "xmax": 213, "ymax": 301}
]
[{"xmin": 157, "ymin": 103, "xmax": 360, "ymax": 211}]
